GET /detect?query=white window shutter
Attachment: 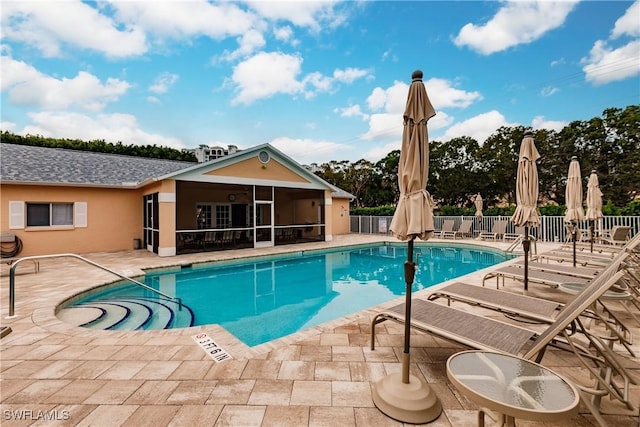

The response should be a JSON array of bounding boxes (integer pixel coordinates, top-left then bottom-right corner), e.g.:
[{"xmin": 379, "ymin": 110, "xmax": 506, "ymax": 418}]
[
  {"xmin": 74, "ymin": 202, "xmax": 87, "ymax": 227},
  {"xmin": 9, "ymin": 201, "xmax": 24, "ymax": 229}
]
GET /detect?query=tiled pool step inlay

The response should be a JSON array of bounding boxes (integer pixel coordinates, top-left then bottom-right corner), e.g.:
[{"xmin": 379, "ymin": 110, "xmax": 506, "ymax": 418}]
[{"xmin": 58, "ymin": 296, "xmax": 194, "ymax": 330}]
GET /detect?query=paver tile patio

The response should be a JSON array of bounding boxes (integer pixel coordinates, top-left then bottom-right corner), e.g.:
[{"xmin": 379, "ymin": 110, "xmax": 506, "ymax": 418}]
[{"xmin": 1, "ymin": 235, "xmax": 638, "ymax": 426}]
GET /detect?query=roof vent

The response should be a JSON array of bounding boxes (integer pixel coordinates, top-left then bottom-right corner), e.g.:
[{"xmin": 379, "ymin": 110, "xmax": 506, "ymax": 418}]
[{"xmin": 258, "ymin": 150, "xmax": 270, "ymax": 164}]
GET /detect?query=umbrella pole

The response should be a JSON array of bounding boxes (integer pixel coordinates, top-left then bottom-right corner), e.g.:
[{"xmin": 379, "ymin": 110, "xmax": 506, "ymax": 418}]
[
  {"xmin": 402, "ymin": 237, "xmax": 416, "ymax": 384},
  {"xmin": 372, "ymin": 236, "xmax": 441, "ymax": 423},
  {"xmin": 523, "ymin": 226, "xmax": 530, "ymax": 291},
  {"xmin": 572, "ymin": 222, "xmax": 577, "ymax": 267},
  {"xmin": 590, "ymin": 220, "xmax": 594, "ymax": 253}
]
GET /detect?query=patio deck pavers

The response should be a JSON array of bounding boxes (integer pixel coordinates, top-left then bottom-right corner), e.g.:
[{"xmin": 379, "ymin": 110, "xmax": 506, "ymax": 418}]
[{"xmin": 1, "ymin": 234, "xmax": 638, "ymax": 426}]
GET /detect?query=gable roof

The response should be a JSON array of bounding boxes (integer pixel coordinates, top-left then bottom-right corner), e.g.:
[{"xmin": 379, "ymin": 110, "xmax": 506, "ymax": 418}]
[
  {"xmin": 0, "ymin": 143, "xmax": 194, "ymax": 187},
  {"xmin": 0, "ymin": 143, "xmax": 355, "ymax": 199}
]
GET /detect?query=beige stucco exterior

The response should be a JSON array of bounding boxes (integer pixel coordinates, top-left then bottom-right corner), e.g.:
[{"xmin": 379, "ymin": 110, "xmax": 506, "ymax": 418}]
[
  {"xmin": 1, "ymin": 185, "xmax": 143, "ymax": 256},
  {"xmin": 1, "ymin": 145, "xmax": 353, "ymax": 257},
  {"xmin": 206, "ymin": 157, "xmax": 309, "ymax": 183}
]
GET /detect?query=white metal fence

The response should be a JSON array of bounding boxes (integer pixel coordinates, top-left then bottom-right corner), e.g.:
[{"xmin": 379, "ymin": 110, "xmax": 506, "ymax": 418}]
[{"xmin": 350, "ymin": 215, "xmax": 640, "ymax": 243}]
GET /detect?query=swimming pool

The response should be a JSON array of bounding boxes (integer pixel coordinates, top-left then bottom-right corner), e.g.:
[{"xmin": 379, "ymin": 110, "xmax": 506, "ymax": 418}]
[{"xmin": 60, "ymin": 243, "xmax": 511, "ymax": 346}]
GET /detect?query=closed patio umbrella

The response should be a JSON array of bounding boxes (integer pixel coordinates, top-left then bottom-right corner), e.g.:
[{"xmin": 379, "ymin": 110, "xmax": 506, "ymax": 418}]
[
  {"xmin": 374, "ymin": 70, "xmax": 441, "ymax": 424},
  {"xmin": 511, "ymin": 132, "xmax": 540, "ymax": 291},
  {"xmin": 564, "ymin": 156, "xmax": 585, "ymax": 266},
  {"xmin": 474, "ymin": 193, "xmax": 483, "ymax": 217},
  {"xmin": 585, "ymin": 170, "xmax": 603, "ymax": 252}
]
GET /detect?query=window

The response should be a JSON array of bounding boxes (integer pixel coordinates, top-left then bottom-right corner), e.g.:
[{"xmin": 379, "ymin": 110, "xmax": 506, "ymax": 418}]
[
  {"xmin": 215, "ymin": 205, "xmax": 230, "ymax": 228},
  {"xmin": 196, "ymin": 204, "xmax": 212, "ymax": 229},
  {"xmin": 26, "ymin": 203, "xmax": 74, "ymax": 227}
]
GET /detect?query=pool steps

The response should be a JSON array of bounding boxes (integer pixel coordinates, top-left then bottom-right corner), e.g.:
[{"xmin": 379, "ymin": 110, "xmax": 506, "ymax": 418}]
[{"xmin": 58, "ymin": 296, "xmax": 194, "ymax": 330}]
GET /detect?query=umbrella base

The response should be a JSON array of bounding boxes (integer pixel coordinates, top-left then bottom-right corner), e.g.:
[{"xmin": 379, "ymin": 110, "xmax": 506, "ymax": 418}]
[{"xmin": 373, "ymin": 371, "xmax": 442, "ymax": 424}]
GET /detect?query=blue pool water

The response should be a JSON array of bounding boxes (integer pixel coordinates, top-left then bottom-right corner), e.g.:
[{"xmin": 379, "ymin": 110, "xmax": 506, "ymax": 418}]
[{"xmin": 66, "ymin": 243, "xmax": 510, "ymax": 346}]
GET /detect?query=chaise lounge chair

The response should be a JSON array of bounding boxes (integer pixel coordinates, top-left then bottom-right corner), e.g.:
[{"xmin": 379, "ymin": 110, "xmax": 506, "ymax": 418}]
[
  {"xmin": 510, "ymin": 259, "xmax": 600, "ymax": 279},
  {"xmin": 597, "ymin": 226, "xmax": 631, "ymax": 246},
  {"xmin": 477, "ymin": 219, "xmax": 507, "ymax": 241},
  {"xmin": 370, "ymin": 257, "xmax": 636, "ymax": 424},
  {"xmin": 538, "ymin": 232, "xmax": 639, "ymax": 267},
  {"xmin": 482, "ymin": 265, "xmax": 592, "ymax": 288},
  {"xmin": 449, "ymin": 219, "xmax": 473, "ymax": 239},
  {"xmin": 427, "ymin": 253, "xmax": 634, "ymax": 355},
  {"xmin": 434, "ymin": 219, "xmax": 454, "ymax": 238}
]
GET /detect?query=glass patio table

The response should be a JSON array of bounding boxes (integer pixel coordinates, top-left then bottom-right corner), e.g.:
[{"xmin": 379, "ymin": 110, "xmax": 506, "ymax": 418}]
[{"xmin": 447, "ymin": 350, "xmax": 580, "ymax": 427}]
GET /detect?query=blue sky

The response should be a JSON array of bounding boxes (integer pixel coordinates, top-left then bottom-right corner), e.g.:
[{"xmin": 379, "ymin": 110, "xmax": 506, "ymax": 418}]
[{"xmin": 2, "ymin": 1, "xmax": 639, "ymax": 165}]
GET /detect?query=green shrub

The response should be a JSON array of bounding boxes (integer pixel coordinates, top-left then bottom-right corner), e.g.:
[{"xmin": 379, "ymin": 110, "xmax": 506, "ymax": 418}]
[
  {"xmin": 538, "ymin": 204, "xmax": 564, "ymax": 216},
  {"xmin": 602, "ymin": 200, "xmax": 621, "ymax": 215}
]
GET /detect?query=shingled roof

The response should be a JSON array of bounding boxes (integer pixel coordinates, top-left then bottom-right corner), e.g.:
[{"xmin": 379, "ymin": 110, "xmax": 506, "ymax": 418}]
[{"xmin": 0, "ymin": 143, "xmax": 195, "ymax": 187}]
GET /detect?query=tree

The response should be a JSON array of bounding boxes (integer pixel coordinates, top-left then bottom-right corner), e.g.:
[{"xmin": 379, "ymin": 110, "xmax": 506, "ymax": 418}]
[{"xmin": 430, "ymin": 136, "xmax": 486, "ymax": 207}]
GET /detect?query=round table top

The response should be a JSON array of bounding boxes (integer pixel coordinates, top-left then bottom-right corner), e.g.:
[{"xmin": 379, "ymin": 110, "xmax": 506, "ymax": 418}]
[{"xmin": 446, "ymin": 350, "xmax": 580, "ymax": 422}]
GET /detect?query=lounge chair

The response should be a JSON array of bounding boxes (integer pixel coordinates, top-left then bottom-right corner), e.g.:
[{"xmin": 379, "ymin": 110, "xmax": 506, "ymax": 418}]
[
  {"xmin": 538, "ymin": 232, "xmax": 639, "ymax": 267},
  {"xmin": 428, "ymin": 255, "xmax": 634, "ymax": 356},
  {"xmin": 597, "ymin": 226, "xmax": 631, "ymax": 246},
  {"xmin": 535, "ymin": 249, "xmax": 614, "ymax": 267},
  {"xmin": 482, "ymin": 265, "xmax": 592, "ymax": 288},
  {"xmin": 478, "ymin": 219, "xmax": 507, "ymax": 241},
  {"xmin": 503, "ymin": 225, "xmax": 525, "ymax": 241},
  {"xmin": 449, "ymin": 219, "xmax": 473, "ymax": 239},
  {"xmin": 371, "ymin": 257, "xmax": 636, "ymax": 422},
  {"xmin": 510, "ymin": 259, "xmax": 600, "ymax": 279},
  {"xmin": 434, "ymin": 219, "xmax": 454, "ymax": 238}
]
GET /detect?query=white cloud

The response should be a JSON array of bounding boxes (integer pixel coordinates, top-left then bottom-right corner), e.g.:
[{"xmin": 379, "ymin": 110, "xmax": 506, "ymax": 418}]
[
  {"xmin": 245, "ymin": 0, "xmax": 346, "ymax": 32},
  {"xmin": 111, "ymin": 1, "xmax": 258, "ymax": 41},
  {"xmin": 361, "ymin": 111, "xmax": 454, "ymax": 160},
  {"xmin": 0, "ymin": 1, "xmax": 146, "ymax": 58},
  {"xmin": 1, "ymin": 55, "xmax": 130, "ymax": 111},
  {"xmin": 540, "ymin": 86, "xmax": 559, "ymax": 97},
  {"xmin": 230, "ymin": 52, "xmax": 370, "ymax": 105},
  {"xmin": 333, "ymin": 68, "xmax": 369, "ymax": 84},
  {"xmin": 581, "ymin": 2, "xmax": 640, "ymax": 85},
  {"xmin": 1, "ymin": 121, "xmax": 16, "ymax": 131},
  {"xmin": 20, "ymin": 111, "xmax": 185, "ymax": 149},
  {"xmin": 532, "ymin": 115, "xmax": 567, "ymax": 132},
  {"xmin": 230, "ymin": 52, "xmax": 305, "ymax": 105},
  {"xmin": 440, "ymin": 111, "xmax": 516, "ymax": 144},
  {"xmin": 611, "ymin": 0, "xmax": 640, "ymax": 39},
  {"xmin": 426, "ymin": 78, "xmax": 482, "ymax": 109},
  {"xmin": 454, "ymin": 1, "xmax": 578, "ymax": 55},
  {"xmin": 268, "ymin": 136, "xmax": 355, "ymax": 164},
  {"xmin": 274, "ymin": 26, "xmax": 294, "ymax": 42},
  {"xmin": 581, "ymin": 40, "xmax": 640, "ymax": 85},
  {"xmin": 360, "ymin": 113, "xmax": 403, "ymax": 141},
  {"xmin": 220, "ymin": 29, "xmax": 266, "ymax": 62},
  {"xmin": 361, "ymin": 79, "xmax": 477, "ymax": 142},
  {"xmin": 335, "ymin": 105, "xmax": 368, "ymax": 121},
  {"xmin": 148, "ymin": 72, "xmax": 179, "ymax": 94}
]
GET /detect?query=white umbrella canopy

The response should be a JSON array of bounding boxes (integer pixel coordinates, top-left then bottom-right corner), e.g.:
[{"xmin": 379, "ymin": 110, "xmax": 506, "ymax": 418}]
[
  {"xmin": 511, "ymin": 133, "xmax": 541, "ymax": 228},
  {"xmin": 585, "ymin": 170, "xmax": 603, "ymax": 252},
  {"xmin": 585, "ymin": 170, "xmax": 603, "ymax": 221},
  {"xmin": 564, "ymin": 156, "xmax": 585, "ymax": 224},
  {"xmin": 511, "ymin": 132, "xmax": 540, "ymax": 291},
  {"xmin": 474, "ymin": 193, "xmax": 483, "ymax": 217},
  {"xmin": 564, "ymin": 156, "xmax": 585, "ymax": 267},
  {"xmin": 389, "ymin": 71, "xmax": 436, "ymax": 241}
]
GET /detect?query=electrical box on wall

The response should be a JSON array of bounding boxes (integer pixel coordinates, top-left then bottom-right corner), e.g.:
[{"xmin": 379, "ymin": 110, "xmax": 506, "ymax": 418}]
[{"xmin": 1, "ymin": 232, "xmax": 16, "ymax": 243}]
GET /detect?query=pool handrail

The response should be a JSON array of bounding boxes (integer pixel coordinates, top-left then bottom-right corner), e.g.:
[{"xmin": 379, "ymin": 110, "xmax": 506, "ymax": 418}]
[{"xmin": 7, "ymin": 253, "xmax": 182, "ymax": 318}]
